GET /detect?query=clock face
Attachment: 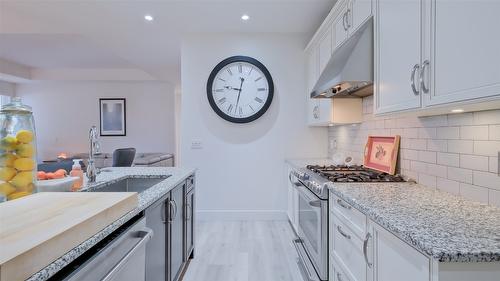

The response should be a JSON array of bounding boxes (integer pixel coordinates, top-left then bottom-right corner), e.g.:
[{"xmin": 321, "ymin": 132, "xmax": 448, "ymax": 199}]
[{"xmin": 207, "ymin": 56, "xmax": 274, "ymax": 123}]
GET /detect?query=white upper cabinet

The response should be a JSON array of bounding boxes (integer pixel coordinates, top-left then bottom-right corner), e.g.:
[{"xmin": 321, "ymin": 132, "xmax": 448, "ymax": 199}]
[
  {"xmin": 305, "ymin": 0, "xmax": 372, "ymax": 126},
  {"xmin": 375, "ymin": 0, "xmax": 500, "ymax": 115},
  {"xmin": 423, "ymin": 0, "xmax": 500, "ymax": 107},
  {"xmin": 374, "ymin": 0, "xmax": 422, "ymax": 114},
  {"xmin": 350, "ymin": 0, "xmax": 373, "ymax": 33},
  {"xmin": 333, "ymin": 0, "xmax": 349, "ymax": 50}
]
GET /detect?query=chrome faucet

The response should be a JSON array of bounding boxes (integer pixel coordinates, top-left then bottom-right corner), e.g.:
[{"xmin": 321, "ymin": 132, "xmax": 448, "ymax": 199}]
[{"xmin": 87, "ymin": 126, "xmax": 101, "ymax": 183}]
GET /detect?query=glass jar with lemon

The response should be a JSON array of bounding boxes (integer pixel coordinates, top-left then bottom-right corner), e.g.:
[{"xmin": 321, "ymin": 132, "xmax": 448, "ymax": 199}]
[{"xmin": 0, "ymin": 97, "xmax": 37, "ymax": 201}]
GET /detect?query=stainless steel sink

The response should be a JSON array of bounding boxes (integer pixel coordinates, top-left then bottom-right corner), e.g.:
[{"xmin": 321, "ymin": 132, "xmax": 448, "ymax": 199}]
[{"xmin": 93, "ymin": 176, "xmax": 169, "ymax": 193}]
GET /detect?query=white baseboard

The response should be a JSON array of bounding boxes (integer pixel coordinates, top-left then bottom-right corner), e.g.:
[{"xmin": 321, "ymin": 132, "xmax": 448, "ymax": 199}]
[{"xmin": 196, "ymin": 210, "xmax": 287, "ymax": 221}]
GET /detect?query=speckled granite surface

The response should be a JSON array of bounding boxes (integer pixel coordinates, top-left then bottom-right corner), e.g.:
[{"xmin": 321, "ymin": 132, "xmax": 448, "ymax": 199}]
[
  {"xmin": 27, "ymin": 167, "xmax": 195, "ymax": 281},
  {"xmin": 330, "ymin": 182, "xmax": 500, "ymax": 262},
  {"xmin": 287, "ymin": 159, "xmax": 500, "ymax": 262}
]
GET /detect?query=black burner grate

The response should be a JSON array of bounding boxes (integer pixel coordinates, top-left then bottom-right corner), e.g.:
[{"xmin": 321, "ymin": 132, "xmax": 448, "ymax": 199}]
[{"xmin": 306, "ymin": 165, "xmax": 405, "ymax": 183}]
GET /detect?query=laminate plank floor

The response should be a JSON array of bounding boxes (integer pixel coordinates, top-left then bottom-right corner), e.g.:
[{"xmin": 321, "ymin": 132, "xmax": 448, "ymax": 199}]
[{"xmin": 182, "ymin": 221, "xmax": 304, "ymax": 281}]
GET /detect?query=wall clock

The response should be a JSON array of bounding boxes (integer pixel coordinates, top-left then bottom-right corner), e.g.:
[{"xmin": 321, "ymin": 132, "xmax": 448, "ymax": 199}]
[{"xmin": 207, "ymin": 56, "xmax": 274, "ymax": 123}]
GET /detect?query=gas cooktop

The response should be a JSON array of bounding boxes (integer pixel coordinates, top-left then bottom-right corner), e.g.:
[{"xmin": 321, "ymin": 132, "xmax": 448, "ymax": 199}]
[{"xmin": 306, "ymin": 164, "xmax": 405, "ymax": 183}]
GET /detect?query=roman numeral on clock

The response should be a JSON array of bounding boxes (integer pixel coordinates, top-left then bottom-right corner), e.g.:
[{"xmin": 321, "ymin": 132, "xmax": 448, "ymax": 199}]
[
  {"xmin": 257, "ymin": 88, "xmax": 267, "ymax": 92},
  {"xmin": 227, "ymin": 104, "xmax": 234, "ymax": 113},
  {"xmin": 227, "ymin": 68, "xmax": 233, "ymax": 75},
  {"xmin": 215, "ymin": 89, "xmax": 224, "ymax": 93},
  {"xmin": 255, "ymin": 97, "xmax": 263, "ymax": 103},
  {"xmin": 218, "ymin": 97, "xmax": 226, "ymax": 104}
]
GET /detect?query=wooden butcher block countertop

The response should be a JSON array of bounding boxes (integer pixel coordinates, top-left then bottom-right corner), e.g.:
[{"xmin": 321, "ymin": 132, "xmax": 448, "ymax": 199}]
[{"xmin": 0, "ymin": 192, "xmax": 138, "ymax": 281}]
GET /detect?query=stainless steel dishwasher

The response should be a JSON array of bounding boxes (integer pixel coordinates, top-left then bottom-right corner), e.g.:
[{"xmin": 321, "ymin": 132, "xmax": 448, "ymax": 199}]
[{"xmin": 62, "ymin": 216, "xmax": 153, "ymax": 281}]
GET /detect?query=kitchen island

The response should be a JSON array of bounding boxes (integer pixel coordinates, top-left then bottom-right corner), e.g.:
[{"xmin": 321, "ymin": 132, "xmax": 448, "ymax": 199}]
[{"xmin": 27, "ymin": 166, "xmax": 195, "ymax": 281}]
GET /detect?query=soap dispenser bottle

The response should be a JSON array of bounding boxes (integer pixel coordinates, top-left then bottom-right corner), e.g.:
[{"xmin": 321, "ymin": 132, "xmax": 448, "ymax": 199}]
[{"xmin": 70, "ymin": 159, "xmax": 84, "ymax": 191}]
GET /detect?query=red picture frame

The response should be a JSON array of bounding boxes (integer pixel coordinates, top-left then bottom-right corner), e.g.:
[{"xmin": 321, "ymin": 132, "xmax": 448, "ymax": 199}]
[{"xmin": 363, "ymin": 135, "xmax": 401, "ymax": 175}]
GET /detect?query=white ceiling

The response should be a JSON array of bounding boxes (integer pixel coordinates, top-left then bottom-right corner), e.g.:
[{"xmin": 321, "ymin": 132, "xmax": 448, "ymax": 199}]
[{"xmin": 0, "ymin": 0, "xmax": 335, "ymax": 85}]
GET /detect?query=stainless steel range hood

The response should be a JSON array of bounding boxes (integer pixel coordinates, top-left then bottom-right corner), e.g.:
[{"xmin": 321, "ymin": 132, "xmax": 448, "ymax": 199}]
[{"xmin": 311, "ymin": 19, "xmax": 373, "ymax": 99}]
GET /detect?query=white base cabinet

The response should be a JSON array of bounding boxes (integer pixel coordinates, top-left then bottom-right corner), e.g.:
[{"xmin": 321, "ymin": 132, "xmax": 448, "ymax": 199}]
[
  {"xmin": 367, "ymin": 221, "xmax": 430, "ymax": 281},
  {"xmin": 329, "ymin": 190, "xmax": 500, "ymax": 281}
]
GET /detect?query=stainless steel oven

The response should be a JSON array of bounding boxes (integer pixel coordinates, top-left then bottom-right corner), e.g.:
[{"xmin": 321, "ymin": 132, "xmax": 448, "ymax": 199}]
[{"xmin": 290, "ymin": 171, "xmax": 328, "ymax": 281}]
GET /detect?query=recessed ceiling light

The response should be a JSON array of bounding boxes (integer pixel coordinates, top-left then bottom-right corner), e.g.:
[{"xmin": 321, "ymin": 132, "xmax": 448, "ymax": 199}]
[
  {"xmin": 144, "ymin": 14, "xmax": 154, "ymax": 21},
  {"xmin": 451, "ymin": 109, "xmax": 464, "ymax": 113},
  {"xmin": 241, "ymin": 14, "xmax": 250, "ymax": 21}
]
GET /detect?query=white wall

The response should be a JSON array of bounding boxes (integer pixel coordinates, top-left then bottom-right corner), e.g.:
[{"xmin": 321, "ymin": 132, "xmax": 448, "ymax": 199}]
[
  {"xmin": 329, "ymin": 96, "xmax": 500, "ymax": 207},
  {"xmin": 16, "ymin": 81, "xmax": 176, "ymax": 161},
  {"xmin": 180, "ymin": 33, "xmax": 328, "ymax": 220}
]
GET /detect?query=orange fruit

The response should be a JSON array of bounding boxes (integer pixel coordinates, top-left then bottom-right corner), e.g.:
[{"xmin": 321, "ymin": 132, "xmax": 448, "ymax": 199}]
[
  {"xmin": 37, "ymin": 171, "xmax": 47, "ymax": 180},
  {"xmin": 46, "ymin": 172, "xmax": 55, "ymax": 180},
  {"xmin": 52, "ymin": 173, "xmax": 64, "ymax": 179},
  {"xmin": 54, "ymin": 169, "xmax": 67, "ymax": 177}
]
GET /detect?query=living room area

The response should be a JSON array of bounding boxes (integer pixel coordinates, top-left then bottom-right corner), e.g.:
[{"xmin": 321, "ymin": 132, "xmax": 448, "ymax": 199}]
[{"xmin": 0, "ymin": 79, "xmax": 178, "ymax": 175}]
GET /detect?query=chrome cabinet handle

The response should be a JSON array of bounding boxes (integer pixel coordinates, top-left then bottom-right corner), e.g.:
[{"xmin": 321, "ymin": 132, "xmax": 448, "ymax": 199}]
[
  {"xmin": 186, "ymin": 203, "xmax": 192, "ymax": 220},
  {"xmin": 420, "ymin": 60, "xmax": 430, "ymax": 93},
  {"xmin": 342, "ymin": 12, "xmax": 348, "ymax": 31},
  {"xmin": 363, "ymin": 232, "xmax": 373, "ymax": 268},
  {"xmin": 313, "ymin": 105, "xmax": 320, "ymax": 119},
  {"xmin": 102, "ymin": 228, "xmax": 153, "ymax": 281},
  {"xmin": 337, "ymin": 225, "xmax": 351, "ymax": 240},
  {"xmin": 410, "ymin": 64, "xmax": 420, "ymax": 95},
  {"xmin": 168, "ymin": 200, "xmax": 178, "ymax": 223},
  {"xmin": 161, "ymin": 201, "xmax": 167, "ymax": 224},
  {"xmin": 346, "ymin": 9, "xmax": 351, "ymax": 29},
  {"xmin": 337, "ymin": 199, "xmax": 352, "ymax": 210},
  {"xmin": 337, "ymin": 272, "xmax": 343, "ymax": 281}
]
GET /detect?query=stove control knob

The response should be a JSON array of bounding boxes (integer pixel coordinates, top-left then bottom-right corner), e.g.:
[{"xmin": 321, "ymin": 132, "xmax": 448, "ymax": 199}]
[{"xmin": 301, "ymin": 173, "xmax": 310, "ymax": 180}]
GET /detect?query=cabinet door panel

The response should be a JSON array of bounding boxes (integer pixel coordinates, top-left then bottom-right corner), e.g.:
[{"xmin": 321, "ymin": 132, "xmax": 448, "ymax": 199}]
[
  {"xmin": 146, "ymin": 198, "xmax": 167, "ymax": 281},
  {"xmin": 369, "ymin": 222, "xmax": 430, "ymax": 281},
  {"xmin": 375, "ymin": 0, "xmax": 422, "ymax": 114},
  {"xmin": 184, "ymin": 188, "xmax": 194, "ymax": 260},
  {"xmin": 425, "ymin": 0, "xmax": 500, "ymax": 106},
  {"xmin": 319, "ymin": 25, "xmax": 333, "ymax": 73},
  {"xmin": 350, "ymin": 0, "xmax": 372, "ymax": 33},
  {"xmin": 334, "ymin": 1, "xmax": 349, "ymax": 49},
  {"xmin": 170, "ymin": 184, "xmax": 185, "ymax": 281}
]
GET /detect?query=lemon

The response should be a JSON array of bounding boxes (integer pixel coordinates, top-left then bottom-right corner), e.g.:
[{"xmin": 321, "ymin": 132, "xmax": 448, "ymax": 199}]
[
  {"xmin": 0, "ymin": 167, "xmax": 17, "ymax": 181},
  {"xmin": 17, "ymin": 183, "xmax": 34, "ymax": 193},
  {"xmin": 7, "ymin": 191, "xmax": 30, "ymax": 200},
  {"xmin": 13, "ymin": 158, "xmax": 35, "ymax": 171},
  {"xmin": 0, "ymin": 182, "xmax": 16, "ymax": 196},
  {"xmin": 0, "ymin": 136, "xmax": 18, "ymax": 151},
  {"xmin": 16, "ymin": 143, "xmax": 35, "ymax": 158},
  {"xmin": 16, "ymin": 130, "xmax": 34, "ymax": 144},
  {"xmin": 0, "ymin": 153, "xmax": 17, "ymax": 167},
  {"xmin": 10, "ymin": 171, "xmax": 33, "ymax": 188}
]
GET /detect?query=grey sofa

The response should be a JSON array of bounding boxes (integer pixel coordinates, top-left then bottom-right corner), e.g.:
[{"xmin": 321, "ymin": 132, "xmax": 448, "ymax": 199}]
[{"xmin": 71, "ymin": 152, "xmax": 174, "ymax": 169}]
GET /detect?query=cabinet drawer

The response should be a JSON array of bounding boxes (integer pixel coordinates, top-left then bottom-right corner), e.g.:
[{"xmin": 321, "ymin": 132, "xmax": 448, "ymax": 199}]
[
  {"xmin": 330, "ymin": 193, "xmax": 366, "ymax": 237},
  {"xmin": 330, "ymin": 254, "xmax": 353, "ymax": 281},
  {"xmin": 330, "ymin": 214, "xmax": 367, "ymax": 281}
]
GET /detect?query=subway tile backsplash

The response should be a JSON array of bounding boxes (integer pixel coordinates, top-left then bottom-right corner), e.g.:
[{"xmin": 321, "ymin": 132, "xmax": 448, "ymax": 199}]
[{"xmin": 328, "ymin": 96, "xmax": 500, "ymax": 207}]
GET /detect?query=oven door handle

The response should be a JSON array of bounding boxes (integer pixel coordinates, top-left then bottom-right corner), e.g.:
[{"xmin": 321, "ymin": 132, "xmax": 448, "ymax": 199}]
[{"xmin": 308, "ymin": 200, "xmax": 322, "ymax": 208}]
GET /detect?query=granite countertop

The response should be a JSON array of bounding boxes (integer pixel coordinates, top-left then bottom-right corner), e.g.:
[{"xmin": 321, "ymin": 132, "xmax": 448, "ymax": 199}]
[
  {"xmin": 330, "ymin": 182, "xmax": 500, "ymax": 263},
  {"xmin": 286, "ymin": 158, "xmax": 500, "ymax": 262},
  {"xmin": 27, "ymin": 167, "xmax": 195, "ymax": 281}
]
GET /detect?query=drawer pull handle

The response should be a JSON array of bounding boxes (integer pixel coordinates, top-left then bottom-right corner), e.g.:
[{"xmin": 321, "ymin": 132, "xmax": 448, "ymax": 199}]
[
  {"xmin": 337, "ymin": 225, "xmax": 351, "ymax": 240},
  {"xmin": 337, "ymin": 199, "xmax": 352, "ymax": 210},
  {"xmin": 363, "ymin": 232, "xmax": 373, "ymax": 268}
]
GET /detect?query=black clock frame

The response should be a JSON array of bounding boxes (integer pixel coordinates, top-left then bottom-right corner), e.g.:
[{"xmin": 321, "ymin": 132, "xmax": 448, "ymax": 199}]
[{"xmin": 206, "ymin": 56, "xmax": 274, "ymax": 124}]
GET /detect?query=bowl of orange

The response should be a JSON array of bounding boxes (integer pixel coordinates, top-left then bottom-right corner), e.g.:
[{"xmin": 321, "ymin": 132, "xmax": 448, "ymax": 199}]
[{"xmin": 36, "ymin": 169, "xmax": 79, "ymax": 192}]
